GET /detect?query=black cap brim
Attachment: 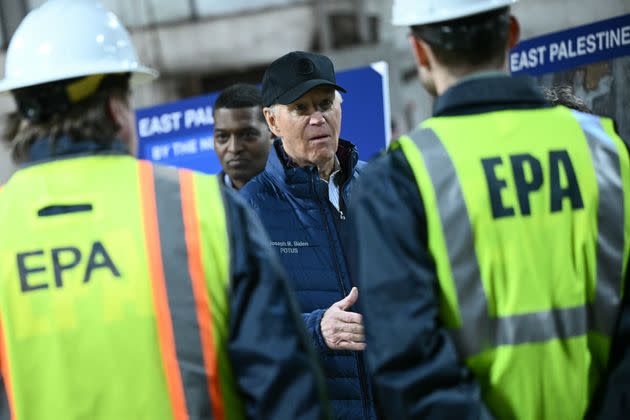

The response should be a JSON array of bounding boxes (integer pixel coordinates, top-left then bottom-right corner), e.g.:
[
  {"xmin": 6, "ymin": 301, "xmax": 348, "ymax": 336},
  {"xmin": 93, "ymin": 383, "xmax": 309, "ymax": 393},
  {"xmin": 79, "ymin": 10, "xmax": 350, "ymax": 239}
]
[{"xmin": 272, "ymin": 79, "xmax": 346, "ymax": 106}]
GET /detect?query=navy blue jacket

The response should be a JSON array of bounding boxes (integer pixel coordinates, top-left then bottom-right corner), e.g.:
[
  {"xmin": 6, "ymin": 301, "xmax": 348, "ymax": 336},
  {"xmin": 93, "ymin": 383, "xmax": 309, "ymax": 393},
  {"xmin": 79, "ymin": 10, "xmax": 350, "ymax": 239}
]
[
  {"xmin": 240, "ymin": 139, "xmax": 377, "ymax": 420},
  {"xmin": 6, "ymin": 137, "xmax": 331, "ymax": 420},
  {"xmin": 348, "ymin": 75, "xmax": 630, "ymax": 419}
]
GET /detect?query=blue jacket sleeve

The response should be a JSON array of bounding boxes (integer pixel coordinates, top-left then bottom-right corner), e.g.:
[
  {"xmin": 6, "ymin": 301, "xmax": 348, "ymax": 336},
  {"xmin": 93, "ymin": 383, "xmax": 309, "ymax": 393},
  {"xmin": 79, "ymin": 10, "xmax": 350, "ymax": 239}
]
[
  {"xmin": 585, "ymin": 128, "xmax": 630, "ymax": 420},
  {"xmin": 347, "ymin": 149, "xmax": 494, "ymax": 420},
  {"xmin": 302, "ymin": 310, "xmax": 329, "ymax": 353},
  {"xmin": 587, "ymin": 267, "xmax": 630, "ymax": 419},
  {"xmin": 223, "ymin": 189, "xmax": 331, "ymax": 420}
]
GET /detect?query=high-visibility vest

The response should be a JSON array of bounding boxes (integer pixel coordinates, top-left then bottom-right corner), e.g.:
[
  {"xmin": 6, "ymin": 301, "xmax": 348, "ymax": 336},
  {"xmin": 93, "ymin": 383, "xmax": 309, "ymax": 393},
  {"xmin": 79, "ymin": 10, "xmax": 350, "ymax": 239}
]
[
  {"xmin": 0, "ymin": 155, "xmax": 245, "ymax": 420},
  {"xmin": 395, "ymin": 106, "xmax": 630, "ymax": 419}
]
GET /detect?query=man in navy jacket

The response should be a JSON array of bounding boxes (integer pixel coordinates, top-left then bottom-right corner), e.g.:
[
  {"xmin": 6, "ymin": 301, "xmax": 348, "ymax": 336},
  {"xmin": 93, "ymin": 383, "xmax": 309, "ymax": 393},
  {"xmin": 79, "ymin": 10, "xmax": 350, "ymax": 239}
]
[{"xmin": 240, "ymin": 51, "xmax": 376, "ymax": 419}]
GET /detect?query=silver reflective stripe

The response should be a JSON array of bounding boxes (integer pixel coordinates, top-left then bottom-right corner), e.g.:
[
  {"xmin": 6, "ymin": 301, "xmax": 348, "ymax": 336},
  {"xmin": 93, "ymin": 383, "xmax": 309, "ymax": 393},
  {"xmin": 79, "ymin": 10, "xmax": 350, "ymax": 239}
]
[
  {"xmin": 408, "ymin": 122, "xmax": 624, "ymax": 359},
  {"xmin": 409, "ymin": 128, "xmax": 490, "ymax": 357},
  {"xmin": 572, "ymin": 111, "xmax": 625, "ymax": 336},
  {"xmin": 451, "ymin": 305, "xmax": 588, "ymax": 356},
  {"xmin": 152, "ymin": 164, "xmax": 213, "ymax": 418}
]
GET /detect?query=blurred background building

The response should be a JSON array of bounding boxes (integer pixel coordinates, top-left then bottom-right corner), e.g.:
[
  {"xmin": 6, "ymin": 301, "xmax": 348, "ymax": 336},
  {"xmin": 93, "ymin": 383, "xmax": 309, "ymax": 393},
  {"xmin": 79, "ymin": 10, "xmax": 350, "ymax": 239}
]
[{"xmin": 0, "ymin": 0, "xmax": 629, "ymax": 181}]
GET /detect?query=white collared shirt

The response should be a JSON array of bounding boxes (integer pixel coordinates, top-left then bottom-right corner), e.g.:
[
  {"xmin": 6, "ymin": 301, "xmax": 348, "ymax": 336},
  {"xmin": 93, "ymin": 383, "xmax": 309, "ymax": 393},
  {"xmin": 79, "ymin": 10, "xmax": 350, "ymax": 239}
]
[
  {"xmin": 323, "ymin": 167, "xmax": 345, "ymax": 219},
  {"xmin": 223, "ymin": 173, "xmax": 235, "ymax": 189}
]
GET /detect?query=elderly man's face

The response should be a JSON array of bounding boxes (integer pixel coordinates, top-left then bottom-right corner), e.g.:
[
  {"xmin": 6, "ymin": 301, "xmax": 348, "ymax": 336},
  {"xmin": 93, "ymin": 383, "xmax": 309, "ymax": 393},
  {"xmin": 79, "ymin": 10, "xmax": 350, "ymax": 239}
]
[{"xmin": 265, "ymin": 86, "xmax": 341, "ymax": 169}]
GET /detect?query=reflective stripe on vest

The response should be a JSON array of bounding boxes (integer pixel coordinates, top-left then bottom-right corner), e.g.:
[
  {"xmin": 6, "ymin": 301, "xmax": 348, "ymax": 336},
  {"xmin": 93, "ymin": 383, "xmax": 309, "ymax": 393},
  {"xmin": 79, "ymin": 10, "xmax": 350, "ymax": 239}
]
[
  {"xmin": 0, "ymin": 190, "xmax": 7, "ymax": 418},
  {"xmin": 399, "ymin": 118, "xmax": 625, "ymax": 358},
  {"xmin": 0, "ymin": 318, "xmax": 14, "ymax": 420},
  {"xmin": 139, "ymin": 161, "xmax": 237, "ymax": 420},
  {"xmin": 572, "ymin": 111, "xmax": 626, "ymax": 336}
]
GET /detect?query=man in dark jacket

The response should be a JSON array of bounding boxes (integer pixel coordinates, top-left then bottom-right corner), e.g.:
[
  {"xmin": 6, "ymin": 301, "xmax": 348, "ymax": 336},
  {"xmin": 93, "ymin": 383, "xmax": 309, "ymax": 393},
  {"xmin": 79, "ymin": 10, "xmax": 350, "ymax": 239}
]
[
  {"xmin": 240, "ymin": 51, "xmax": 377, "ymax": 419},
  {"xmin": 348, "ymin": 0, "xmax": 630, "ymax": 419}
]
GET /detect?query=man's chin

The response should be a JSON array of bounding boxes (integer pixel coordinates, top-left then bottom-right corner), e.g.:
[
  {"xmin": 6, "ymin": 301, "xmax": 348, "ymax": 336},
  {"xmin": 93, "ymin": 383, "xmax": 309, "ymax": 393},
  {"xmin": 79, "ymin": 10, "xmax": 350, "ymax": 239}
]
[
  {"xmin": 228, "ymin": 169, "xmax": 258, "ymax": 183},
  {"xmin": 310, "ymin": 139, "xmax": 337, "ymax": 154},
  {"xmin": 310, "ymin": 150, "xmax": 337, "ymax": 168}
]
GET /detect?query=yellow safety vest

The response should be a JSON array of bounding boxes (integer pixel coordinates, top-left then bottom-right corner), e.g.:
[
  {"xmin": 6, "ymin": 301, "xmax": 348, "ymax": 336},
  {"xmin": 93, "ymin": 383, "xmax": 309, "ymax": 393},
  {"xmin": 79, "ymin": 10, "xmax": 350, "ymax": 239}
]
[
  {"xmin": 0, "ymin": 155, "xmax": 245, "ymax": 420},
  {"xmin": 396, "ymin": 106, "xmax": 630, "ymax": 419}
]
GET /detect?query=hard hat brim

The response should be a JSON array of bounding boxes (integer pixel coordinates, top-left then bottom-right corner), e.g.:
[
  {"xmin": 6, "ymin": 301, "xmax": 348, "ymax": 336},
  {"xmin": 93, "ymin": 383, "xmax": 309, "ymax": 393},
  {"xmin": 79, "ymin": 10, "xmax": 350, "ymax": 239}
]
[
  {"xmin": 0, "ymin": 65, "xmax": 159, "ymax": 95},
  {"xmin": 392, "ymin": 0, "xmax": 517, "ymax": 26}
]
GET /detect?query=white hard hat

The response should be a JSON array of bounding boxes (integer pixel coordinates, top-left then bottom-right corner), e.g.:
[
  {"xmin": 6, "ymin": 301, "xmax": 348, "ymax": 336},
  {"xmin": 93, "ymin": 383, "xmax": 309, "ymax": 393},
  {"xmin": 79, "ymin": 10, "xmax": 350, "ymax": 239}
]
[
  {"xmin": 0, "ymin": 0, "xmax": 158, "ymax": 94},
  {"xmin": 392, "ymin": 0, "xmax": 518, "ymax": 26}
]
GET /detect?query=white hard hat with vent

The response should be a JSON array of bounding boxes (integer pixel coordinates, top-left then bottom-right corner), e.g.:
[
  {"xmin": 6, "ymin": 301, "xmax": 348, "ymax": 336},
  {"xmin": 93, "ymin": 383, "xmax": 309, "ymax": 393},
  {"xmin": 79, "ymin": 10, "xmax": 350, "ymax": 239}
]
[
  {"xmin": 392, "ymin": 0, "xmax": 518, "ymax": 27},
  {"xmin": 0, "ymin": 0, "xmax": 157, "ymax": 93}
]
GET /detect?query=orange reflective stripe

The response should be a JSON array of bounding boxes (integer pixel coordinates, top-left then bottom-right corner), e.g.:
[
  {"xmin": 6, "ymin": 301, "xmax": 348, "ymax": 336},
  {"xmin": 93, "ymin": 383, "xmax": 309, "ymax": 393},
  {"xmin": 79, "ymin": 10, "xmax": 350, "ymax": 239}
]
[
  {"xmin": 139, "ymin": 161, "xmax": 188, "ymax": 420},
  {"xmin": 179, "ymin": 170, "xmax": 225, "ymax": 420},
  {"xmin": 0, "ymin": 318, "xmax": 15, "ymax": 420}
]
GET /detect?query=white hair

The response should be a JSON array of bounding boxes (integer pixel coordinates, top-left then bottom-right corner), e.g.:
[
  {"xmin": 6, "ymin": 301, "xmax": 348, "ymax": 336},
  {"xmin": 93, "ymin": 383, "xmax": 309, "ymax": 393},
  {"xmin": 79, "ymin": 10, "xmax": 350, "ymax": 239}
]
[
  {"xmin": 335, "ymin": 90, "xmax": 343, "ymax": 104},
  {"xmin": 268, "ymin": 103, "xmax": 281, "ymax": 116}
]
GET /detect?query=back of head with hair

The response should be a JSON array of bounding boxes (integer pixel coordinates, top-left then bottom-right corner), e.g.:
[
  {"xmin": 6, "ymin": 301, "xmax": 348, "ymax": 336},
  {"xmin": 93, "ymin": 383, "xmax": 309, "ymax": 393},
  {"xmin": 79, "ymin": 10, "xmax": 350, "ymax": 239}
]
[
  {"xmin": 214, "ymin": 83, "xmax": 265, "ymax": 122},
  {"xmin": 411, "ymin": 6, "xmax": 511, "ymax": 70},
  {"xmin": 3, "ymin": 74, "xmax": 131, "ymax": 163}
]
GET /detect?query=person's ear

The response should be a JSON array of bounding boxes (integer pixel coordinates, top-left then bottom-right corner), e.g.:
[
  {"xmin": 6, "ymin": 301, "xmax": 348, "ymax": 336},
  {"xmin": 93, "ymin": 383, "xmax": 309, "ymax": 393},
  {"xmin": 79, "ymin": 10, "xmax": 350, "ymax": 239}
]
[
  {"xmin": 107, "ymin": 95, "xmax": 129, "ymax": 129},
  {"xmin": 508, "ymin": 15, "xmax": 521, "ymax": 49},
  {"xmin": 107, "ymin": 94, "xmax": 137, "ymax": 154},
  {"xmin": 409, "ymin": 35, "xmax": 431, "ymax": 70},
  {"xmin": 263, "ymin": 107, "xmax": 281, "ymax": 138}
]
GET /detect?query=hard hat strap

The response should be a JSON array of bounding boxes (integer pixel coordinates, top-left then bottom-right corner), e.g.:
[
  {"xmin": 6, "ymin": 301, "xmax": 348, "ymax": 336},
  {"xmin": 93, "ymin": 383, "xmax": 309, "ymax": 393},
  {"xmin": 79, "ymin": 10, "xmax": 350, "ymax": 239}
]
[{"xmin": 66, "ymin": 75, "xmax": 107, "ymax": 103}]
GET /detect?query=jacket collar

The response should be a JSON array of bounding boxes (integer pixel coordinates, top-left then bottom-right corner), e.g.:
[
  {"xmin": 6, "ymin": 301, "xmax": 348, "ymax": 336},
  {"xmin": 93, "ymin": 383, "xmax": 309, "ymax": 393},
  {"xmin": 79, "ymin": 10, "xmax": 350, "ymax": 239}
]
[
  {"xmin": 269, "ymin": 138, "xmax": 359, "ymax": 186},
  {"xmin": 433, "ymin": 74, "xmax": 549, "ymax": 117},
  {"xmin": 218, "ymin": 170, "xmax": 239, "ymax": 190},
  {"xmin": 27, "ymin": 136, "xmax": 127, "ymax": 163}
]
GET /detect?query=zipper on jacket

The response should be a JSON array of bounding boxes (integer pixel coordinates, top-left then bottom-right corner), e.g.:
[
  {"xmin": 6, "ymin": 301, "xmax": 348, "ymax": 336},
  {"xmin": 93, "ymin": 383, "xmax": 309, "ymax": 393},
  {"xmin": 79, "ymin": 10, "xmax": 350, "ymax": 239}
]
[
  {"xmin": 313, "ymin": 173, "xmax": 370, "ymax": 419},
  {"xmin": 356, "ymin": 353, "xmax": 371, "ymax": 418},
  {"xmin": 313, "ymin": 174, "xmax": 347, "ymax": 296},
  {"xmin": 337, "ymin": 183, "xmax": 348, "ymax": 221}
]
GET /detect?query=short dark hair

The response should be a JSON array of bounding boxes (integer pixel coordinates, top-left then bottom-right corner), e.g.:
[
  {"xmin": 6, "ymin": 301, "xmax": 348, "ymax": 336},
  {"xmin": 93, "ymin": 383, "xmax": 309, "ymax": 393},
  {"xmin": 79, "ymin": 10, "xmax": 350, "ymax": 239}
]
[
  {"xmin": 543, "ymin": 86, "xmax": 591, "ymax": 113},
  {"xmin": 411, "ymin": 7, "xmax": 511, "ymax": 70},
  {"xmin": 214, "ymin": 83, "xmax": 265, "ymax": 121}
]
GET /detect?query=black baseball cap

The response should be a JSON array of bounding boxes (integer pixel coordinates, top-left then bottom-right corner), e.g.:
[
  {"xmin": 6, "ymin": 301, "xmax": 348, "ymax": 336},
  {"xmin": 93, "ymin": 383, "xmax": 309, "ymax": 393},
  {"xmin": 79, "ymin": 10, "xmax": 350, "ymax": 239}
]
[{"xmin": 262, "ymin": 51, "xmax": 346, "ymax": 107}]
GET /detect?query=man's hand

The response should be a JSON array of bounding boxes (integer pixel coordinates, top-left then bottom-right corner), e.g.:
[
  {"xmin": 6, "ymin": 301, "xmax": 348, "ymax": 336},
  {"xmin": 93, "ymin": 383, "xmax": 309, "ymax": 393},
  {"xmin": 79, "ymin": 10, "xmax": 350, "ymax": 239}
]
[{"xmin": 320, "ymin": 287, "xmax": 366, "ymax": 351}]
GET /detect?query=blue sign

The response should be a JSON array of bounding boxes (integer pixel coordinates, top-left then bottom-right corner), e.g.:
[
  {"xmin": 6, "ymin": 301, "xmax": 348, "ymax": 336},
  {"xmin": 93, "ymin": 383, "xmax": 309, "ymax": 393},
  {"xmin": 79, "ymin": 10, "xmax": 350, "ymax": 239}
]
[
  {"xmin": 510, "ymin": 13, "xmax": 630, "ymax": 76},
  {"xmin": 136, "ymin": 92, "xmax": 220, "ymax": 173},
  {"xmin": 337, "ymin": 62, "xmax": 391, "ymax": 159},
  {"xmin": 136, "ymin": 62, "xmax": 390, "ymax": 174}
]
